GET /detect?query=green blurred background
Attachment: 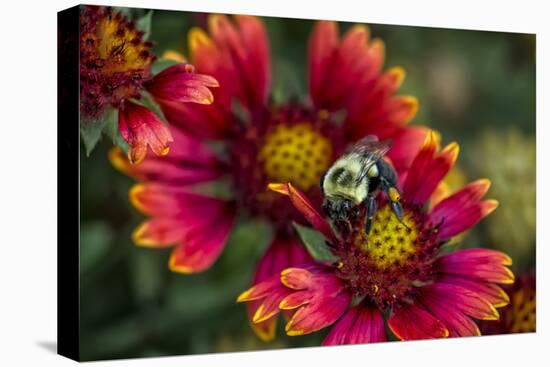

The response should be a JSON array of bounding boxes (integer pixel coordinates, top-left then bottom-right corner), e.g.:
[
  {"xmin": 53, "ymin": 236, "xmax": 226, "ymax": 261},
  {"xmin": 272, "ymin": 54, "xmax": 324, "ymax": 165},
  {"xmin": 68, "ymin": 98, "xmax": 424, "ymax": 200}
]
[{"xmin": 80, "ymin": 8, "xmax": 535, "ymax": 360}]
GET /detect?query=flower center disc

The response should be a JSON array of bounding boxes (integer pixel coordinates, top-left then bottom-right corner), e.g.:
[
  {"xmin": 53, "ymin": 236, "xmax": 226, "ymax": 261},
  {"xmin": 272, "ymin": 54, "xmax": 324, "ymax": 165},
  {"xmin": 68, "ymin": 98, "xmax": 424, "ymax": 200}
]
[
  {"xmin": 94, "ymin": 17, "xmax": 154, "ymax": 74},
  {"xmin": 356, "ymin": 205, "xmax": 418, "ymax": 268},
  {"xmin": 335, "ymin": 203, "xmax": 440, "ymax": 309},
  {"xmin": 510, "ymin": 288, "xmax": 536, "ymax": 333},
  {"xmin": 258, "ymin": 122, "xmax": 332, "ymax": 192},
  {"xmin": 80, "ymin": 8, "xmax": 154, "ymax": 118}
]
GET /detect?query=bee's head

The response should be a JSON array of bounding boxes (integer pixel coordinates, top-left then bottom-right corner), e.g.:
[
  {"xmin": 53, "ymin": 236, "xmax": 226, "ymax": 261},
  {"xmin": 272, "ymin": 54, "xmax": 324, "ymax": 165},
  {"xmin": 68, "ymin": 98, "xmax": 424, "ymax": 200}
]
[{"xmin": 322, "ymin": 196, "xmax": 358, "ymax": 222}]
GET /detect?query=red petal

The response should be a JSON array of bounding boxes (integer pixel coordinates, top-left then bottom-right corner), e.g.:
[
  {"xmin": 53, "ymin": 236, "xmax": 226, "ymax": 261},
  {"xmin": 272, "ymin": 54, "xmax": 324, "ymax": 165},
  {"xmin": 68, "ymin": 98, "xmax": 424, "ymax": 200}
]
[
  {"xmin": 239, "ymin": 273, "xmax": 294, "ymax": 340},
  {"xmin": 148, "ymin": 64, "xmax": 219, "ymax": 105},
  {"xmin": 311, "ymin": 24, "xmax": 374, "ymax": 109},
  {"xmin": 279, "ymin": 292, "xmax": 312, "ymax": 310},
  {"xmin": 439, "ymin": 276, "xmax": 510, "ymax": 308},
  {"xmin": 282, "ymin": 267, "xmax": 351, "ymax": 336},
  {"xmin": 268, "ymin": 183, "xmax": 337, "ymax": 244},
  {"xmin": 164, "ymin": 127, "xmax": 221, "ymax": 165},
  {"xmin": 118, "ymin": 101, "xmax": 174, "ymax": 164},
  {"xmin": 389, "ymin": 304, "xmax": 449, "ymax": 340},
  {"xmin": 168, "ymin": 202, "xmax": 236, "ymax": 273},
  {"xmin": 440, "ymin": 248, "xmax": 513, "ymax": 266},
  {"xmin": 156, "ymin": 98, "xmax": 231, "ymax": 140},
  {"xmin": 235, "ymin": 15, "xmax": 271, "ymax": 106},
  {"xmin": 285, "ymin": 290, "xmax": 350, "ymax": 336},
  {"xmin": 252, "ymin": 233, "xmax": 312, "ymax": 285},
  {"xmin": 386, "ymin": 126, "xmax": 429, "ymax": 176},
  {"xmin": 190, "ymin": 14, "xmax": 270, "ymax": 111},
  {"xmin": 420, "ymin": 293, "xmax": 481, "ymax": 337},
  {"xmin": 308, "ymin": 21, "xmax": 338, "ymax": 106},
  {"xmin": 132, "ymin": 217, "xmax": 186, "ymax": 248},
  {"xmin": 110, "ymin": 126, "xmax": 223, "ymax": 184},
  {"xmin": 238, "ymin": 274, "xmax": 284, "ymax": 303},
  {"xmin": 110, "ymin": 146, "xmax": 222, "ymax": 184},
  {"xmin": 438, "ymin": 249, "xmax": 514, "ymax": 284},
  {"xmin": 245, "ymin": 233, "xmax": 311, "ymax": 340},
  {"xmin": 128, "ymin": 183, "xmax": 225, "ymax": 218},
  {"xmin": 430, "ymin": 179, "xmax": 498, "ymax": 240},
  {"xmin": 424, "ymin": 283, "xmax": 499, "ymax": 320},
  {"xmin": 403, "ymin": 131, "xmax": 459, "ymax": 205},
  {"xmin": 280, "ymin": 267, "xmax": 314, "ymax": 290},
  {"xmin": 322, "ymin": 305, "xmax": 386, "ymax": 345}
]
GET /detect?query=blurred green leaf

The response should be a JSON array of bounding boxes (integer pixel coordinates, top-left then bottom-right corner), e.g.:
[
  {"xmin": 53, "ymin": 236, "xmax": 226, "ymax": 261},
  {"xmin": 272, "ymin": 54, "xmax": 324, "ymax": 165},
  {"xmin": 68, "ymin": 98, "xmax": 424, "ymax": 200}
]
[
  {"xmin": 80, "ymin": 221, "xmax": 113, "ymax": 273},
  {"xmin": 102, "ymin": 109, "xmax": 130, "ymax": 154},
  {"xmin": 293, "ymin": 222, "xmax": 339, "ymax": 263},
  {"xmin": 80, "ymin": 108, "xmax": 117, "ymax": 156},
  {"xmin": 271, "ymin": 59, "xmax": 305, "ymax": 104},
  {"xmin": 221, "ymin": 218, "xmax": 272, "ymax": 271},
  {"xmin": 129, "ymin": 249, "xmax": 166, "ymax": 303},
  {"xmin": 151, "ymin": 59, "xmax": 180, "ymax": 75},
  {"xmin": 191, "ymin": 178, "xmax": 235, "ymax": 200},
  {"xmin": 136, "ymin": 10, "xmax": 153, "ymax": 40}
]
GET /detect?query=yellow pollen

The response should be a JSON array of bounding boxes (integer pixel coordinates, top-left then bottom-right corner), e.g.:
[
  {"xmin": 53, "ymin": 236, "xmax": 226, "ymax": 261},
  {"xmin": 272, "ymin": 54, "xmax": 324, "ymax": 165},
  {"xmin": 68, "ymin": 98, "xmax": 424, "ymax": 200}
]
[
  {"xmin": 510, "ymin": 288, "xmax": 536, "ymax": 333},
  {"xmin": 96, "ymin": 16, "xmax": 153, "ymax": 74},
  {"xmin": 355, "ymin": 205, "xmax": 419, "ymax": 268},
  {"xmin": 258, "ymin": 123, "xmax": 332, "ymax": 191}
]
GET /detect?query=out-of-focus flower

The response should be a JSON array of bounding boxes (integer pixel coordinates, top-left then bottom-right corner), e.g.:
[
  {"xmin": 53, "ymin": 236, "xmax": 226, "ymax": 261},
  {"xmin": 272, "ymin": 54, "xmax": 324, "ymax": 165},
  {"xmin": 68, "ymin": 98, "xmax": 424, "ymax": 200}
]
[
  {"xmin": 425, "ymin": 53, "xmax": 470, "ymax": 120},
  {"xmin": 469, "ymin": 129, "xmax": 535, "ymax": 267},
  {"xmin": 80, "ymin": 6, "xmax": 218, "ymax": 163},
  {"xmin": 111, "ymin": 15, "xmax": 426, "ymax": 340},
  {"xmin": 238, "ymin": 131, "xmax": 513, "ymax": 344},
  {"xmin": 480, "ymin": 273, "xmax": 535, "ymax": 335}
]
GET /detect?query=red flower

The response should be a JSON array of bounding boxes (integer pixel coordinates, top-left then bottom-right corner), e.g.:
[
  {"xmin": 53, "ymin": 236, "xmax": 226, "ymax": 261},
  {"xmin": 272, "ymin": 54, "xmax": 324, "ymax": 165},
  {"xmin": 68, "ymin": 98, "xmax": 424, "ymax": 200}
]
[
  {"xmin": 111, "ymin": 14, "xmax": 425, "ymax": 340},
  {"xmin": 238, "ymin": 131, "xmax": 512, "ymax": 344},
  {"xmin": 79, "ymin": 6, "xmax": 218, "ymax": 163},
  {"xmin": 479, "ymin": 273, "xmax": 535, "ymax": 335}
]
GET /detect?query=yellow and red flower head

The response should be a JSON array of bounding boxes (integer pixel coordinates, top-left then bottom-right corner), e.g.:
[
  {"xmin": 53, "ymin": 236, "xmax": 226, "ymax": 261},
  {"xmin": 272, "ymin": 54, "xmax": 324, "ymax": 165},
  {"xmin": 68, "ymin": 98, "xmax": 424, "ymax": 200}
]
[
  {"xmin": 238, "ymin": 130, "xmax": 512, "ymax": 343},
  {"xmin": 479, "ymin": 273, "xmax": 535, "ymax": 335},
  {"xmin": 80, "ymin": 6, "xmax": 219, "ymax": 162},
  {"xmin": 80, "ymin": 6, "xmax": 154, "ymax": 119},
  {"xmin": 112, "ymin": 14, "xmax": 429, "ymax": 340}
]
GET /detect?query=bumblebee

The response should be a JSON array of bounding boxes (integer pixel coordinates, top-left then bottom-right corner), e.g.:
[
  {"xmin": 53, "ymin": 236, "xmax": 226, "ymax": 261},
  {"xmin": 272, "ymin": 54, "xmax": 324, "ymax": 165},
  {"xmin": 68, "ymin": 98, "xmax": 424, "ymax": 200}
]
[{"xmin": 320, "ymin": 135, "xmax": 405, "ymax": 235}]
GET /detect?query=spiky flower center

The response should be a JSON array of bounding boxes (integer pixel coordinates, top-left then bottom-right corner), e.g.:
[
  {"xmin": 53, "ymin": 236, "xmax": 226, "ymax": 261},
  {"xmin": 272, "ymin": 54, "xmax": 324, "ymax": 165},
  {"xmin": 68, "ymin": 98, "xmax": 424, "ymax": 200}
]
[
  {"xmin": 80, "ymin": 7, "xmax": 155, "ymax": 119},
  {"xmin": 258, "ymin": 123, "xmax": 332, "ymax": 192},
  {"xmin": 354, "ymin": 205, "xmax": 419, "ymax": 268},
  {"xmin": 334, "ymin": 203, "xmax": 441, "ymax": 310},
  {"xmin": 509, "ymin": 288, "xmax": 536, "ymax": 333}
]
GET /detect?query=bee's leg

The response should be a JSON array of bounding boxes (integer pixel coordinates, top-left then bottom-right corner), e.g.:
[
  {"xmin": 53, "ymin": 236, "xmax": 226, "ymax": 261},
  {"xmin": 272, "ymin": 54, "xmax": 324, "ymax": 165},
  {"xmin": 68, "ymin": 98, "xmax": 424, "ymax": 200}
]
[
  {"xmin": 390, "ymin": 200, "xmax": 404, "ymax": 222},
  {"xmin": 365, "ymin": 194, "xmax": 377, "ymax": 235},
  {"xmin": 380, "ymin": 178, "xmax": 409, "ymax": 229}
]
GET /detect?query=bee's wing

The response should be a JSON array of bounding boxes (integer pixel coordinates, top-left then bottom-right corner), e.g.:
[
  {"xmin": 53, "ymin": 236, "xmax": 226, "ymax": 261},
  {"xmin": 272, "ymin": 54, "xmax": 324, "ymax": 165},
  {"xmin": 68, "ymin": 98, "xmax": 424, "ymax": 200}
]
[
  {"xmin": 346, "ymin": 135, "xmax": 392, "ymax": 161},
  {"xmin": 346, "ymin": 135, "xmax": 392, "ymax": 184}
]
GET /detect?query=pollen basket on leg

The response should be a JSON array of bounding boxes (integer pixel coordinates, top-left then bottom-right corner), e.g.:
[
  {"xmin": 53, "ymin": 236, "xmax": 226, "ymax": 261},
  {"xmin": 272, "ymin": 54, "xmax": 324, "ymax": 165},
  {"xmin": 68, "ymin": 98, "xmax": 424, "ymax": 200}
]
[{"xmin": 258, "ymin": 123, "xmax": 332, "ymax": 192}]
